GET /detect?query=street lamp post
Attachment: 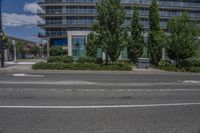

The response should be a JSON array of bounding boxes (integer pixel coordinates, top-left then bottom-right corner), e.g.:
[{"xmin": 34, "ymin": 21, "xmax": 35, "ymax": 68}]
[{"xmin": 0, "ymin": 0, "xmax": 4, "ymax": 68}]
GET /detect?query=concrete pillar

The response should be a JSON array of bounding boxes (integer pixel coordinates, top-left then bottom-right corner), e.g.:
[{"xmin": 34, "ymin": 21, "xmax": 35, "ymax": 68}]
[
  {"xmin": 12, "ymin": 40, "xmax": 17, "ymax": 63},
  {"xmin": 162, "ymin": 47, "xmax": 165, "ymax": 60},
  {"xmin": 4, "ymin": 49, "xmax": 8, "ymax": 62},
  {"xmin": 47, "ymin": 38, "xmax": 50, "ymax": 58},
  {"xmin": 68, "ymin": 34, "xmax": 72, "ymax": 56},
  {"xmin": 102, "ymin": 52, "xmax": 106, "ymax": 60},
  {"xmin": 119, "ymin": 54, "xmax": 122, "ymax": 60}
]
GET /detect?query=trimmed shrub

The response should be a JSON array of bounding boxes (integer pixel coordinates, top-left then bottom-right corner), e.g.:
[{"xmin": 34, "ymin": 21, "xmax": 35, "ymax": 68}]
[
  {"xmin": 184, "ymin": 67, "xmax": 200, "ymax": 73},
  {"xmin": 102, "ymin": 63, "xmax": 133, "ymax": 71},
  {"xmin": 47, "ymin": 56, "xmax": 73, "ymax": 64},
  {"xmin": 32, "ymin": 61, "xmax": 49, "ymax": 70},
  {"xmin": 116, "ymin": 60, "xmax": 132, "ymax": 65},
  {"xmin": 160, "ymin": 66, "xmax": 179, "ymax": 72},
  {"xmin": 180, "ymin": 59, "xmax": 200, "ymax": 67},
  {"xmin": 159, "ymin": 60, "xmax": 179, "ymax": 72},
  {"xmin": 47, "ymin": 56, "xmax": 63, "ymax": 63},
  {"xmin": 96, "ymin": 57, "xmax": 103, "ymax": 64},
  {"xmin": 63, "ymin": 56, "xmax": 73, "ymax": 64},
  {"xmin": 159, "ymin": 60, "xmax": 174, "ymax": 67},
  {"xmin": 32, "ymin": 62, "xmax": 132, "ymax": 71},
  {"xmin": 77, "ymin": 57, "xmax": 96, "ymax": 64}
]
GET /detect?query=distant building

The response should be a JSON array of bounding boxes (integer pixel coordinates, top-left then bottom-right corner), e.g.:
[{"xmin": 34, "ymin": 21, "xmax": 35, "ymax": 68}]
[
  {"xmin": 5, "ymin": 36, "xmax": 37, "ymax": 61},
  {"xmin": 37, "ymin": 0, "xmax": 200, "ymax": 59}
]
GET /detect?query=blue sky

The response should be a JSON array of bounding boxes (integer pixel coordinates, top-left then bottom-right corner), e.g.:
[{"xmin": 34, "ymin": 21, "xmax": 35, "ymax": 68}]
[{"xmin": 2, "ymin": 0, "xmax": 42, "ymax": 42}]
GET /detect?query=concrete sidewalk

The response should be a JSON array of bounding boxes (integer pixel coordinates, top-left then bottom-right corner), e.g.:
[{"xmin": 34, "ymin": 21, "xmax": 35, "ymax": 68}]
[
  {"xmin": 1, "ymin": 64, "xmax": 32, "ymax": 71},
  {"xmin": 0, "ymin": 65, "xmax": 189, "ymax": 75},
  {"xmin": 0, "ymin": 60, "xmax": 41, "ymax": 72},
  {"xmin": 5, "ymin": 62, "xmax": 36, "ymax": 65}
]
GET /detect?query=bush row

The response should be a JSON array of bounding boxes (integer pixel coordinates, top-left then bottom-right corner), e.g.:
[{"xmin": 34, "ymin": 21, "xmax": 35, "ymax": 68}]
[
  {"xmin": 159, "ymin": 60, "xmax": 179, "ymax": 72},
  {"xmin": 180, "ymin": 59, "xmax": 200, "ymax": 67},
  {"xmin": 184, "ymin": 67, "xmax": 200, "ymax": 73},
  {"xmin": 47, "ymin": 56, "xmax": 131, "ymax": 65},
  {"xmin": 159, "ymin": 60, "xmax": 200, "ymax": 72},
  {"xmin": 47, "ymin": 56, "xmax": 73, "ymax": 64},
  {"xmin": 32, "ymin": 62, "xmax": 133, "ymax": 71},
  {"xmin": 77, "ymin": 57, "xmax": 96, "ymax": 64}
]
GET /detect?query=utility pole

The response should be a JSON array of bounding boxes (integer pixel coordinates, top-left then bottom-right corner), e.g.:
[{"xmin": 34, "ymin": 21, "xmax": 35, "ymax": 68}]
[{"xmin": 0, "ymin": 0, "xmax": 4, "ymax": 68}]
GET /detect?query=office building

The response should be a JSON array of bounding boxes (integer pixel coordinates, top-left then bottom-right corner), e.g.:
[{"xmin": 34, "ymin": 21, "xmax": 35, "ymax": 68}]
[{"xmin": 37, "ymin": 0, "xmax": 200, "ymax": 59}]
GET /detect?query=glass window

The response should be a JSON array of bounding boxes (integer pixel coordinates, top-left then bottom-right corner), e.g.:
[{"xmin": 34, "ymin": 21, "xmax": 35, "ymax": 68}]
[{"xmin": 72, "ymin": 36, "xmax": 86, "ymax": 59}]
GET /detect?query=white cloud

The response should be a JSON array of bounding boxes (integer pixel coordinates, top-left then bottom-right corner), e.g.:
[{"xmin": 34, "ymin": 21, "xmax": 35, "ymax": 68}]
[
  {"xmin": 24, "ymin": 2, "xmax": 41, "ymax": 14},
  {"xmin": 2, "ymin": 13, "xmax": 42, "ymax": 27},
  {"xmin": 2, "ymin": 2, "xmax": 44, "ymax": 27}
]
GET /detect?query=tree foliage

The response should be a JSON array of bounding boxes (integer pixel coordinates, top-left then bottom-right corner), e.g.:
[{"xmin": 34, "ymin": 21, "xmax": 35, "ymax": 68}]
[
  {"xmin": 2, "ymin": 32, "xmax": 8, "ymax": 49},
  {"xmin": 148, "ymin": 30, "xmax": 166, "ymax": 65},
  {"xmin": 86, "ymin": 32, "xmax": 98, "ymax": 57},
  {"xmin": 50, "ymin": 46, "xmax": 64, "ymax": 56},
  {"xmin": 127, "ymin": 5, "xmax": 144, "ymax": 64},
  {"xmin": 30, "ymin": 45, "xmax": 40, "ymax": 57},
  {"xmin": 166, "ymin": 13, "xmax": 199, "ymax": 67},
  {"xmin": 92, "ymin": 0, "xmax": 125, "ymax": 63},
  {"xmin": 148, "ymin": 0, "xmax": 165, "ymax": 66},
  {"xmin": 149, "ymin": 0, "xmax": 160, "ymax": 32},
  {"xmin": 16, "ymin": 41, "xmax": 26, "ymax": 54}
]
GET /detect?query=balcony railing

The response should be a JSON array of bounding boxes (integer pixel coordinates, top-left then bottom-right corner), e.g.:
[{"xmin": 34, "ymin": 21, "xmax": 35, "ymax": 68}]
[
  {"xmin": 38, "ymin": 0, "xmax": 200, "ymax": 8},
  {"xmin": 38, "ymin": 19, "xmax": 95, "ymax": 26},
  {"xmin": 38, "ymin": 9, "xmax": 97, "ymax": 15}
]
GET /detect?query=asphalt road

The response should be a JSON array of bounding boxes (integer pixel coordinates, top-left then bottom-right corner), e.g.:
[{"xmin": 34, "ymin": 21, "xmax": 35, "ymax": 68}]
[{"xmin": 0, "ymin": 71, "xmax": 200, "ymax": 133}]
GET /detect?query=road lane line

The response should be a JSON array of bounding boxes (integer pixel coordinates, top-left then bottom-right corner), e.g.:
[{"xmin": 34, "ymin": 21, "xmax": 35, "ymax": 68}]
[
  {"xmin": 13, "ymin": 74, "xmax": 44, "ymax": 78},
  {"xmin": 1, "ymin": 81, "xmax": 200, "ymax": 87},
  {"xmin": 0, "ymin": 103, "xmax": 200, "ymax": 109},
  {"xmin": 182, "ymin": 80, "xmax": 200, "ymax": 84},
  {"xmin": 0, "ymin": 88, "xmax": 200, "ymax": 92},
  {"xmin": 0, "ymin": 81, "xmax": 96, "ymax": 85}
]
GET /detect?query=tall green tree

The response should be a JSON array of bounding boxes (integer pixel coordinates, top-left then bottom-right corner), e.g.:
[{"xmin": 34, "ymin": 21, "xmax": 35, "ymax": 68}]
[
  {"xmin": 16, "ymin": 41, "xmax": 26, "ymax": 55},
  {"xmin": 166, "ymin": 13, "xmax": 199, "ymax": 67},
  {"xmin": 148, "ymin": 0, "xmax": 165, "ymax": 66},
  {"xmin": 2, "ymin": 32, "xmax": 8, "ymax": 49},
  {"xmin": 86, "ymin": 32, "xmax": 98, "ymax": 57},
  {"xmin": 92, "ymin": 0, "xmax": 125, "ymax": 63},
  {"xmin": 30, "ymin": 45, "xmax": 40, "ymax": 58},
  {"xmin": 128, "ymin": 5, "xmax": 144, "ymax": 64}
]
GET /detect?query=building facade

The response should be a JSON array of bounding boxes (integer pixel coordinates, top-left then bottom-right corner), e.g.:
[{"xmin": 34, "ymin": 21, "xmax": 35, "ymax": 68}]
[{"xmin": 37, "ymin": 0, "xmax": 200, "ymax": 59}]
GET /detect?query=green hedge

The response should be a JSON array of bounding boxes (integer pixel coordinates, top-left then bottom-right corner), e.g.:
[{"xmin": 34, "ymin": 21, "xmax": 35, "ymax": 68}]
[
  {"xmin": 180, "ymin": 59, "xmax": 200, "ymax": 67},
  {"xmin": 32, "ymin": 62, "xmax": 132, "ymax": 71},
  {"xmin": 77, "ymin": 57, "xmax": 96, "ymax": 64},
  {"xmin": 159, "ymin": 60, "xmax": 200, "ymax": 72},
  {"xmin": 47, "ymin": 56, "xmax": 73, "ymax": 64},
  {"xmin": 184, "ymin": 67, "xmax": 200, "ymax": 73},
  {"xmin": 160, "ymin": 66, "xmax": 179, "ymax": 72},
  {"xmin": 159, "ymin": 60, "xmax": 179, "ymax": 72}
]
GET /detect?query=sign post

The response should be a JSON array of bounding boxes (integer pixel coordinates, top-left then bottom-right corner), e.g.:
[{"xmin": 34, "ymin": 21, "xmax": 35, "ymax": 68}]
[{"xmin": 0, "ymin": 0, "xmax": 4, "ymax": 68}]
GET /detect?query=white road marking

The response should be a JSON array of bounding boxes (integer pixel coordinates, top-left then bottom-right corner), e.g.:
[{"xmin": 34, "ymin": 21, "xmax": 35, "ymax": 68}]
[
  {"xmin": 0, "ymin": 102, "xmax": 200, "ymax": 109},
  {"xmin": 182, "ymin": 80, "xmax": 200, "ymax": 84},
  {"xmin": 0, "ymin": 88, "xmax": 200, "ymax": 92},
  {"xmin": 0, "ymin": 81, "xmax": 96, "ymax": 85},
  {"xmin": 13, "ymin": 73, "xmax": 44, "ymax": 78},
  {"xmin": 1, "ymin": 81, "xmax": 200, "ymax": 87}
]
